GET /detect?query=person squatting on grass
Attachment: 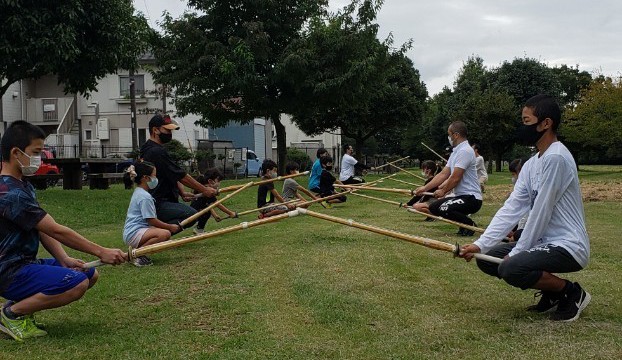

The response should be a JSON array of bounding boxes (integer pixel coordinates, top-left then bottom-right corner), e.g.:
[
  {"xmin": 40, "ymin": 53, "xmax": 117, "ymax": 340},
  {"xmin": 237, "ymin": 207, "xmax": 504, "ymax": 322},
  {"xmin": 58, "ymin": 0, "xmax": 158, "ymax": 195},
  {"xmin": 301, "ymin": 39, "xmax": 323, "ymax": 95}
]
[
  {"xmin": 460, "ymin": 95, "xmax": 591, "ymax": 322},
  {"xmin": 414, "ymin": 121, "xmax": 483, "ymax": 236},
  {"xmin": 190, "ymin": 168, "xmax": 237, "ymax": 235},
  {"xmin": 339, "ymin": 144, "xmax": 372, "ymax": 185},
  {"xmin": 122, "ymin": 161, "xmax": 183, "ymax": 267},
  {"xmin": 0, "ymin": 121, "xmax": 126, "ymax": 341},
  {"xmin": 308, "ymin": 148, "xmax": 329, "ymax": 193},
  {"xmin": 282, "ymin": 162, "xmax": 321, "ymax": 208},
  {"xmin": 406, "ymin": 160, "xmax": 439, "ymax": 215},
  {"xmin": 319, "ymin": 156, "xmax": 347, "ymax": 206},
  {"xmin": 257, "ymin": 160, "xmax": 295, "ymax": 218}
]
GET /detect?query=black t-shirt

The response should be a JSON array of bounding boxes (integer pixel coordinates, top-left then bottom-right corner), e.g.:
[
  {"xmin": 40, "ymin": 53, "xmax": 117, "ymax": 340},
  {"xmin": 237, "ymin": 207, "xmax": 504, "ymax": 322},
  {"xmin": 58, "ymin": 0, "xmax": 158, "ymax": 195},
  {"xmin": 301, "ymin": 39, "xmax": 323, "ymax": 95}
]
[
  {"xmin": 257, "ymin": 181, "xmax": 275, "ymax": 208},
  {"xmin": 319, "ymin": 169, "xmax": 336, "ymax": 195},
  {"xmin": 140, "ymin": 140, "xmax": 187, "ymax": 204}
]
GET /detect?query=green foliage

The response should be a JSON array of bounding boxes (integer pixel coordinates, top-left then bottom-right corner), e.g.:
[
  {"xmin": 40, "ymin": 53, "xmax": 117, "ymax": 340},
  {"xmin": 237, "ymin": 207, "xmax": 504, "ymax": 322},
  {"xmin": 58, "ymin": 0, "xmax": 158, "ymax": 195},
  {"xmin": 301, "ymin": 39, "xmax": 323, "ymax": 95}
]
[
  {"xmin": 0, "ymin": 0, "xmax": 151, "ymax": 97},
  {"xmin": 163, "ymin": 139, "xmax": 193, "ymax": 165},
  {"xmin": 286, "ymin": 147, "xmax": 312, "ymax": 171},
  {"xmin": 280, "ymin": 1, "xmax": 427, "ymax": 158},
  {"xmin": 564, "ymin": 77, "xmax": 622, "ymax": 163}
]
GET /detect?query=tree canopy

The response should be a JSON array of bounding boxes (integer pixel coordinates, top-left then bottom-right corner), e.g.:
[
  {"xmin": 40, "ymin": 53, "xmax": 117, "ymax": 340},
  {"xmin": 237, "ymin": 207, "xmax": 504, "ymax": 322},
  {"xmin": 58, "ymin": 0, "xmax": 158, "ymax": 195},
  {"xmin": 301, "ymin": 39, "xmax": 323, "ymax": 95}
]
[{"xmin": 0, "ymin": 0, "xmax": 151, "ymax": 97}]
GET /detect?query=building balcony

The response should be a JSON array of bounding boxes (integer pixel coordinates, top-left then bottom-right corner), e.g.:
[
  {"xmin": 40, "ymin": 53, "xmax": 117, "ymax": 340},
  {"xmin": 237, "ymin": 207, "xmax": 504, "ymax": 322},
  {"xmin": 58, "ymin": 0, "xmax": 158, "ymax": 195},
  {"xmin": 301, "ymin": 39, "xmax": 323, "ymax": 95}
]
[{"xmin": 25, "ymin": 97, "xmax": 74, "ymax": 125}]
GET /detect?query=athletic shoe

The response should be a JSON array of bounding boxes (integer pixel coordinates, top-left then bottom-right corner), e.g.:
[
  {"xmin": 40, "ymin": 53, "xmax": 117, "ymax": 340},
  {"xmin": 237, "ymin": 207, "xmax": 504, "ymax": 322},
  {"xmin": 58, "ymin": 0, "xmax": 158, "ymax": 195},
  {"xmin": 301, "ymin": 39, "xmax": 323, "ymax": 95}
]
[
  {"xmin": 193, "ymin": 227, "xmax": 205, "ymax": 235},
  {"xmin": 527, "ymin": 291, "xmax": 560, "ymax": 313},
  {"xmin": 0, "ymin": 310, "xmax": 47, "ymax": 341},
  {"xmin": 456, "ymin": 228, "xmax": 466, "ymax": 236},
  {"xmin": 424, "ymin": 217, "xmax": 435, "ymax": 222},
  {"xmin": 131, "ymin": 256, "xmax": 153, "ymax": 267},
  {"xmin": 551, "ymin": 282, "xmax": 591, "ymax": 322},
  {"xmin": 321, "ymin": 201, "xmax": 332, "ymax": 209}
]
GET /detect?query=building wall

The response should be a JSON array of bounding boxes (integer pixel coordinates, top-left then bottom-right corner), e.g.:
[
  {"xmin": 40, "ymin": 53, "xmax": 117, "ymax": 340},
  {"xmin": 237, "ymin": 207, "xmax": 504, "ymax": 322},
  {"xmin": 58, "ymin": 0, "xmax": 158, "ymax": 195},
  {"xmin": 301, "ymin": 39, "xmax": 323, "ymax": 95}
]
[{"xmin": 1, "ymin": 81, "xmax": 23, "ymax": 124}]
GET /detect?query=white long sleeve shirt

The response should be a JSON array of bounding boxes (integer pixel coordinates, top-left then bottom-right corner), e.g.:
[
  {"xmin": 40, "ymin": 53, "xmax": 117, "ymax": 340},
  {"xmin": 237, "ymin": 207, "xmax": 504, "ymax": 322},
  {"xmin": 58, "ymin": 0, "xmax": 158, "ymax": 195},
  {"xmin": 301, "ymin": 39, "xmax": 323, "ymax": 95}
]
[{"xmin": 473, "ymin": 141, "xmax": 589, "ymax": 268}]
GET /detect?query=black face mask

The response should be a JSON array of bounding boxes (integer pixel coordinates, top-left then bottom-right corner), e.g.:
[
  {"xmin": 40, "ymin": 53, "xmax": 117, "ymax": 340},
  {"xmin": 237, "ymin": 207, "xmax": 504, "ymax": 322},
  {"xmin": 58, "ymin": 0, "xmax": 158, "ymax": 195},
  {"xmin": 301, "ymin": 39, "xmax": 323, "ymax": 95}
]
[
  {"xmin": 516, "ymin": 123, "xmax": 545, "ymax": 146},
  {"xmin": 325, "ymin": 166, "xmax": 333, "ymax": 171},
  {"xmin": 158, "ymin": 132, "xmax": 173, "ymax": 144}
]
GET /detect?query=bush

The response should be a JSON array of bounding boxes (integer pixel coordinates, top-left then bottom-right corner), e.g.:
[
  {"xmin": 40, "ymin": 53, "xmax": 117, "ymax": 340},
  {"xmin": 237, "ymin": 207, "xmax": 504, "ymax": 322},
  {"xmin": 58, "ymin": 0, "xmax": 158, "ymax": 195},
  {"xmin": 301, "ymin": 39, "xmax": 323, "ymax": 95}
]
[
  {"xmin": 163, "ymin": 139, "xmax": 193, "ymax": 165},
  {"xmin": 287, "ymin": 147, "xmax": 312, "ymax": 171}
]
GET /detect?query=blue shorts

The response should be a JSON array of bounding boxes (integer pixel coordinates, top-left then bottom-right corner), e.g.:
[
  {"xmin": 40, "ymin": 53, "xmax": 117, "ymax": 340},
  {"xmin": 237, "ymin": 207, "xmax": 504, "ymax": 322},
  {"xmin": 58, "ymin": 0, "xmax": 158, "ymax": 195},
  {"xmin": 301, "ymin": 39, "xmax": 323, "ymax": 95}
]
[{"xmin": 1, "ymin": 258, "xmax": 96, "ymax": 302}]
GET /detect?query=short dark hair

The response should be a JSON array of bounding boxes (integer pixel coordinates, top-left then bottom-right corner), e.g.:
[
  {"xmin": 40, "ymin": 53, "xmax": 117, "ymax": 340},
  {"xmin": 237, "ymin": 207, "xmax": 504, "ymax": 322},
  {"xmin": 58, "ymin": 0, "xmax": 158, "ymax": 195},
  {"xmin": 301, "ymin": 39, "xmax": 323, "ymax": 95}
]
[
  {"xmin": 421, "ymin": 160, "xmax": 437, "ymax": 173},
  {"xmin": 133, "ymin": 161, "xmax": 155, "ymax": 184},
  {"xmin": 320, "ymin": 155, "xmax": 333, "ymax": 166},
  {"xmin": 261, "ymin": 159, "xmax": 278, "ymax": 173},
  {"xmin": 204, "ymin": 167, "xmax": 224, "ymax": 181},
  {"xmin": 316, "ymin": 148, "xmax": 328, "ymax": 159},
  {"xmin": 343, "ymin": 144, "xmax": 352, "ymax": 153},
  {"xmin": 524, "ymin": 94, "xmax": 561, "ymax": 132},
  {"xmin": 472, "ymin": 143, "xmax": 481, "ymax": 152},
  {"xmin": 1, "ymin": 121, "xmax": 46, "ymax": 160},
  {"xmin": 285, "ymin": 161, "xmax": 300, "ymax": 174},
  {"xmin": 449, "ymin": 121, "xmax": 468, "ymax": 138},
  {"xmin": 509, "ymin": 158, "xmax": 528, "ymax": 174}
]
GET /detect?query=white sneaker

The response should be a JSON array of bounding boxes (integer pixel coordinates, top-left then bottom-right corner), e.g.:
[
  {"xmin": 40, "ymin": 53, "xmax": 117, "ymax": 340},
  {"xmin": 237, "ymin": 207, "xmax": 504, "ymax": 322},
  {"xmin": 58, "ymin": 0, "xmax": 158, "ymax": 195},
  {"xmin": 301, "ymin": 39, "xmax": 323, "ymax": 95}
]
[{"xmin": 193, "ymin": 228, "xmax": 205, "ymax": 235}]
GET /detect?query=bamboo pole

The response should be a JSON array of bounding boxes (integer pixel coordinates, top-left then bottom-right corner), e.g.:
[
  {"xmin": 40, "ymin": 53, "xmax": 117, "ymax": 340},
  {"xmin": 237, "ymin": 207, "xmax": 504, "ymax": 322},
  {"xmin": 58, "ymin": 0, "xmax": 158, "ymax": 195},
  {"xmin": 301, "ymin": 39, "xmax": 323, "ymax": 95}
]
[
  {"xmin": 180, "ymin": 181, "xmax": 254, "ymax": 227},
  {"xmin": 349, "ymin": 192, "xmax": 406, "ymax": 207},
  {"xmin": 421, "ymin": 142, "xmax": 448, "ymax": 163},
  {"xmin": 334, "ymin": 183, "xmax": 413, "ymax": 195},
  {"xmin": 388, "ymin": 163, "xmax": 427, "ymax": 181},
  {"xmin": 218, "ymin": 171, "xmax": 309, "ymax": 193},
  {"xmin": 387, "ymin": 177, "xmax": 421, "ymax": 187},
  {"xmin": 373, "ymin": 156, "xmax": 410, "ymax": 171},
  {"xmin": 297, "ymin": 208, "xmax": 502, "ymax": 264}
]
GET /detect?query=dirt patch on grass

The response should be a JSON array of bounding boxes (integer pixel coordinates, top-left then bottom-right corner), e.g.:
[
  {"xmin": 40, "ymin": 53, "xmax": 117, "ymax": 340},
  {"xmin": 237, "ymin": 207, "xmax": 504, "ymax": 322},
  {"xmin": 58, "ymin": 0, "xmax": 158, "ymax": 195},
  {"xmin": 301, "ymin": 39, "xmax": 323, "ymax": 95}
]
[{"xmin": 485, "ymin": 181, "xmax": 622, "ymax": 203}]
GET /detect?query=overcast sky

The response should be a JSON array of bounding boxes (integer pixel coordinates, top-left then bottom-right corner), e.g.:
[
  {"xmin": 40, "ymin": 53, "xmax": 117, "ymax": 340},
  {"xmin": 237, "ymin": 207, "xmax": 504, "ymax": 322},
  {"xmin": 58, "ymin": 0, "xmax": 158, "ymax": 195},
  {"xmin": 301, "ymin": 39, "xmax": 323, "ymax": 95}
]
[{"xmin": 134, "ymin": 0, "xmax": 622, "ymax": 95}]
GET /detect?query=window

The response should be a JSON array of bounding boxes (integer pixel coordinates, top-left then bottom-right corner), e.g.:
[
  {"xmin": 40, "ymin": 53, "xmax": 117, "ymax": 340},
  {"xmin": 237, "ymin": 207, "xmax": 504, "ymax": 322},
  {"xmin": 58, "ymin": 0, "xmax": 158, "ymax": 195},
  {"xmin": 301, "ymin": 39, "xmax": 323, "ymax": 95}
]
[
  {"xmin": 119, "ymin": 75, "xmax": 145, "ymax": 97},
  {"xmin": 247, "ymin": 151, "xmax": 257, "ymax": 160},
  {"xmin": 85, "ymin": 129, "xmax": 92, "ymax": 140},
  {"xmin": 138, "ymin": 128, "xmax": 147, "ymax": 146}
]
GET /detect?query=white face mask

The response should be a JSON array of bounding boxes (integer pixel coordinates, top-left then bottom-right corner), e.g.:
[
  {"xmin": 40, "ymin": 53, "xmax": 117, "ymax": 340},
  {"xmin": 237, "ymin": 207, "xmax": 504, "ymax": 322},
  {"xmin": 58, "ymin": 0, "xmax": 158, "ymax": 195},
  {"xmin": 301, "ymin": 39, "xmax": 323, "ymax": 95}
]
[
  {"xmin": 448, "ymin": 135, "xmax": 454, "ymax": 147},
  {"xmin": 147, "ymin": 176, "xmax": 159, "ymax": 190},
  {"xmin": 16, "ymin": 149, "xmax": 42, "ymax": 176}
]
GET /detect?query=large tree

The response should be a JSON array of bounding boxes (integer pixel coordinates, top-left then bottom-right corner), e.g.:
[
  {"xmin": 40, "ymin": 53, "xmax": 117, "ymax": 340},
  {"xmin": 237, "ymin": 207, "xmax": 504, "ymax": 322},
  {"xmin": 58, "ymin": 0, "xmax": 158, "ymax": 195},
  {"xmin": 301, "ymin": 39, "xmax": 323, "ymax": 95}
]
[
  {"xmin": 153, "ymin": 0, "xmax": 327, "ymax": 174},
  {"xmin": 278, "ymin": 0, "xmax": 427, "ymax": 160},
  {"xmin": 0, "ymin": 0, "xmax": 150, "ymax": 97}
]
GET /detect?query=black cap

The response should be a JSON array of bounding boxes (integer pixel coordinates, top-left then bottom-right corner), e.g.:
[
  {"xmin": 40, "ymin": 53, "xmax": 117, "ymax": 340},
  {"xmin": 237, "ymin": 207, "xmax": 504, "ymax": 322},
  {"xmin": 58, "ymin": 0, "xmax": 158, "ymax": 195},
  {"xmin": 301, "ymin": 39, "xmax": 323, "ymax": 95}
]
[{"xmin": 149, "ymin": 114, "xmax": 179, "ymax": 131}]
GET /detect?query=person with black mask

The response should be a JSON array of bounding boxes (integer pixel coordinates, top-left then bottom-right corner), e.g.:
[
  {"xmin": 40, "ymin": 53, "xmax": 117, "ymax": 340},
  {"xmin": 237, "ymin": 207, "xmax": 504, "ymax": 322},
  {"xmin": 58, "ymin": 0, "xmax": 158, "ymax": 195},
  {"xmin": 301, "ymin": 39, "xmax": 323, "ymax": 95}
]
[
  {"xmin": 460, "ymin": 95, "xmax": 590, "ymax": 322},
  {"xmin": 140, "ymin": 114, "xmax": 217, "ymax": 226}
]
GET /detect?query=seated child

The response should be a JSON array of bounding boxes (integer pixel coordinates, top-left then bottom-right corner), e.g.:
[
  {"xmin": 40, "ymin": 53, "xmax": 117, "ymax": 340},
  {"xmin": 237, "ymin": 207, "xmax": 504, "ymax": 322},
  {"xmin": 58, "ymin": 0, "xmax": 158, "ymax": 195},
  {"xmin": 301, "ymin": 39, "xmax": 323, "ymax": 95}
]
[
  {"xmin": 123, "ymin": 161, "xmax": 182, "ymax": 267},
  {"xmin": 282, "ymin": 162, "xmax": 321, "ymax": 208},
  {"xmin": 406, "ymin": 160, "xmax": 439, "ymax": 217},
  {"xmin": 190, "ymin": 168, "xmax": 237, "ymax": 234},
  {"xmin": 257, "ymin": 160, "xmax": 295, "ymax": 218},
  {"xmin": 319, "ymin": 156, "xmax": 347, "ymax": 204}
]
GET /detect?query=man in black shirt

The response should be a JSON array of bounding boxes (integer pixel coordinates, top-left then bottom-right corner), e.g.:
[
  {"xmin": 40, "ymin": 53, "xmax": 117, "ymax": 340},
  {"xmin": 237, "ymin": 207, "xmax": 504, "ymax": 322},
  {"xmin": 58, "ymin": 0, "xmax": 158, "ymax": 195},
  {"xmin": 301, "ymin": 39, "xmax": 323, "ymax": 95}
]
[{"xmin": 140, "ymin": 114, "xmax": 217, "ymax": 226}]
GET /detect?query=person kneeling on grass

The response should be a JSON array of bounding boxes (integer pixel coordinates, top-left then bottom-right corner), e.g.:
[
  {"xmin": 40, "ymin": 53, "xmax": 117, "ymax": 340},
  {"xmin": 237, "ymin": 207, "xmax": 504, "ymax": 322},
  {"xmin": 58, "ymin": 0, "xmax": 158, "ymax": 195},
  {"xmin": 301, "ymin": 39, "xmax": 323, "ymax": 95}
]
[
  {"xmin": 123, "ymin": 161, "xmax": 182, "ymax": 267},
  {"xmin": 257, "ymin": 160, "xmax": 295, "ymax": 218},
  {"xmin": 0, "ymin": 121, "xmax": 126, "ymax": 342},
  {"xmin": 282, "ymin": 162, "xmax": 322, "ymax": 208},
  {"xmin": 406, "ymin": 160, "xmax": 438, "ymax": 219},
  {"xmin": 190, "ymin": 168, "xmax": 237, "ymax": 235},
  {"xmin": 319, "ymin": 156, "xmax": 347, "ymax": 207}
]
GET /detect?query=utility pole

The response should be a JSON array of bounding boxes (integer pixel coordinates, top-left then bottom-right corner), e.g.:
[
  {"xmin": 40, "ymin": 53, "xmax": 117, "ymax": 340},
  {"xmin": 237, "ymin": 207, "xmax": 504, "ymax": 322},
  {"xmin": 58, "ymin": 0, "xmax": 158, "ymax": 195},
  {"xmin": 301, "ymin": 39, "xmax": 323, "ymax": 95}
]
[
  {"xmin": 161, "ymin": 84, "xmax": 167, "ymax": 113},
  {"xmin": 129, "ymin": 68, "xmax": 138, "ymax": 150}
]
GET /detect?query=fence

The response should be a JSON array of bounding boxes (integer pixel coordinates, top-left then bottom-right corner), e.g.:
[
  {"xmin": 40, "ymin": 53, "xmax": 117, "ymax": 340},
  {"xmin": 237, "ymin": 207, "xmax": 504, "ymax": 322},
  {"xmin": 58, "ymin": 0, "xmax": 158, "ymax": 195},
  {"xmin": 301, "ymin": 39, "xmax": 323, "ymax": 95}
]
[{"xmin": 44, "ymin": 144, "xmax": 135, "ymax": 159}]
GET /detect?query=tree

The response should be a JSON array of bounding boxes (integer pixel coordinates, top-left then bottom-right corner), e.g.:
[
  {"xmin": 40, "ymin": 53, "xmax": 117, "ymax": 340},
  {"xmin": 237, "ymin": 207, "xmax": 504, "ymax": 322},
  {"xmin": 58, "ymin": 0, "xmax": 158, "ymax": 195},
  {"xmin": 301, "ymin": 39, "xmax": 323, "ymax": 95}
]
[
  {"xmin": 564, "ymin": 77, "xmax": 622, "ymax": 163},
  {"xmin": 279, "ymin": 0, "xmax": 427, "ymax": 160},
  {"xmin": 551, "ymin": 64, "xmax": 593, "ymax": 109},
  {"xmin": 0, "ymin": 0, "xmax": 151, "ymax": 98},
  {"xmin": 153, "ymin": 0, "xmax": 327, "ymax": 174},
  {"xmin": 164, "ymin": 139, "xmax": 193, "ymax": 165}
]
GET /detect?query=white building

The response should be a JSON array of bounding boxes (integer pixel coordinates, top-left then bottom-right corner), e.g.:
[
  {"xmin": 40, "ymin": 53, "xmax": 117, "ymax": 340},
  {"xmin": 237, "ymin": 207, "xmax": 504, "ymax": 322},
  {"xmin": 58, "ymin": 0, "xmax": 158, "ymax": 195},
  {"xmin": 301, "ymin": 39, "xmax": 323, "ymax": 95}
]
[{"xmin": 271, "ymin": 114, "xmax": 341, "ymax": 162}]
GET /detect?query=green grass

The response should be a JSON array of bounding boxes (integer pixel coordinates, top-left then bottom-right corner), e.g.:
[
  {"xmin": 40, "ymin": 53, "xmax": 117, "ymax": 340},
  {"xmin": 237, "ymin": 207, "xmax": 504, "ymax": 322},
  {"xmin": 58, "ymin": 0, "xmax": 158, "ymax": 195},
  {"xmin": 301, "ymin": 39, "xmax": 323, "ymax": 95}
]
[{"xmin": 2, "ymin": 166, "xmax": 622, "ymax": 359}]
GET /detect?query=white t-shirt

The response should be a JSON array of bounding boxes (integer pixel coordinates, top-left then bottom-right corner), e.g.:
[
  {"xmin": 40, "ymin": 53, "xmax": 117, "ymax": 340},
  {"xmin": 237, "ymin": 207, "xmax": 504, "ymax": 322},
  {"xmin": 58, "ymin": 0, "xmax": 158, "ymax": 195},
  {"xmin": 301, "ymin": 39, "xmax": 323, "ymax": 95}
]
[
  {"xmin": 475, "ymin": 155, "xmax": 488, "ymax": 181},
  {"xmin": 473, "ymin": 141, "xmax": 589, "ymax": 267},
  {"xmin": 339, "ymin": 153, "xmax": 358, "ymax": 181},
  {"xmin": 445, "ymin": 141, "xmax": 482, "ymax": 200}
]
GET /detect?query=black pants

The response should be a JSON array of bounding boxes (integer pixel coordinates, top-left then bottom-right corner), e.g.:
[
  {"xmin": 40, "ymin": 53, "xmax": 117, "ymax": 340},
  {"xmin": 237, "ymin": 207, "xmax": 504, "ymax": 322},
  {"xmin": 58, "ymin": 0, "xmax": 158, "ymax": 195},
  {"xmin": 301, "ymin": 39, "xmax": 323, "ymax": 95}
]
[
  {"xmin": 190, "ymin": 196, "xmax": 216, "ymax": 229},
  {"xmin": 342, "ymin": 176, "xmax": 364, "ymax": 185},
  {"xmin": 476, "ymin": 242, "xmax": 583, "ymax": 289},
  {"xmin": 429, "ymin": 195, "xmax": 482, "ymax": 226},
  {"xmin": 156, "ymin": 201, "xmax": 197, "ymax": 226}
]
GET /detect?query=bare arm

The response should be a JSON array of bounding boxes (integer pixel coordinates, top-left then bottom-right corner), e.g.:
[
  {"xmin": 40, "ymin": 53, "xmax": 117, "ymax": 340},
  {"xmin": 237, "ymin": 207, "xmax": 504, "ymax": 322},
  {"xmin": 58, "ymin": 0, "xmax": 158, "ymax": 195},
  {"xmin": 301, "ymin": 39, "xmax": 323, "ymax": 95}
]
[
  {"xmin": 39, "ymin": 232, "xmax": 70, "ymax": 263},
  {"xmin": 216, "ymin": 203, "xmax": 236, "ymax": 217},
  {"xmin": 434, "ymin": 167, "xmax": 464, "ymax": 198},
  {"xmin": 36, "ymin": 214, "xmax": 126, "ymax": 265},
  {"xmin": 180, "ymin": 174, "xmax": 217, "ymax": 198},
  {"xmin": 415, "ymin": 167, "xmax": 450, "ymax": 195},
  {"xmin": 146, "ymin": 218, "xmax": 180, "ymax": 233},
  {"xmin": 298, "ymin": 186, "xmax": 318, "ymax": 200},
  {"xmin": 271, "ymin": 188, "xmax": 286, "ymax": 203}
]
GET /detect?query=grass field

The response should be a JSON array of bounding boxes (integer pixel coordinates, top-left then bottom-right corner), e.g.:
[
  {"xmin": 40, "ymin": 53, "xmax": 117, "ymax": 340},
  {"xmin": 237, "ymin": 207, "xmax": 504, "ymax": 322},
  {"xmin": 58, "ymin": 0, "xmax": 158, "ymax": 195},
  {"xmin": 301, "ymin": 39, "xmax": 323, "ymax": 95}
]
[{"xmin": 2, "ymin": 166, "xmax": 622, "ymax": 359}]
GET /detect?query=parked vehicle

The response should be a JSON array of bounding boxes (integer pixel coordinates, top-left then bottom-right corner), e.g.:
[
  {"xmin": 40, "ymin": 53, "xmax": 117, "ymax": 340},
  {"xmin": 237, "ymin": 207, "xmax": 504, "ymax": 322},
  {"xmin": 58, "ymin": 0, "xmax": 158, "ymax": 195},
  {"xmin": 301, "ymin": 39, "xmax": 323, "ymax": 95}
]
[
  {"xmin": 237, "ymin": 150, "xmax": 262, "ymax": 177},
  {"xmin": 30, "ymin": 149, "xmax": 61, "ymax": 189}
]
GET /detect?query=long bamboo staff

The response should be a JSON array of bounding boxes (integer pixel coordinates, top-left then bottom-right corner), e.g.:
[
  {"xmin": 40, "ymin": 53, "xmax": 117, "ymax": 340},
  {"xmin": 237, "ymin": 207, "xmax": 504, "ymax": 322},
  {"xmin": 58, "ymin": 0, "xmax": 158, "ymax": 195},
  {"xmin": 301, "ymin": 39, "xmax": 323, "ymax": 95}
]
[
  {"xmin": 297, "ymin": 208, "xmax": 502, "ymax": 264},
  {"xmin": 388, "ymin": 163, "xmax": 427, "ymax": 181},
  {"xmin": 387, "ymin": 177, "xmax": 422, "ymax": 187},
  {"xmin": 421, "ymin": 142, "xmax": 448, "ymax": 163},
  {"xmin": 334, "ymin": 183, "xmax": 413, "ymax": 195},
  {"xmin": 218, "ymin": 171, "xmax": 309, "ymax": 193},
  {"xmin": 373, "ymin": 156, "xmax": 410, "ymax": 171},
  {"xmin": 84, "ymin": 210, "xmax": 304, "ymax": 268},
  {"xmin": 180, "ymin": 181, "xmax": 254, "ymax": 227}
]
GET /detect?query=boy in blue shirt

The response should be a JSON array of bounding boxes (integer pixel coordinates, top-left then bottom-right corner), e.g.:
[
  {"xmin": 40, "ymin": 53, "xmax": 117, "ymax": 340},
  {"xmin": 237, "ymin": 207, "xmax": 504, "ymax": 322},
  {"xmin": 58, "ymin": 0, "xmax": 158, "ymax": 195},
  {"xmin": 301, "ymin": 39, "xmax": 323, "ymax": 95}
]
[
  {"xmin": 0, "ymin": 121, "xmax": 126, "ymax": 341},
  {"xmin": 308, "ymin": 148, "xmax": 328, "ymax": 193}
]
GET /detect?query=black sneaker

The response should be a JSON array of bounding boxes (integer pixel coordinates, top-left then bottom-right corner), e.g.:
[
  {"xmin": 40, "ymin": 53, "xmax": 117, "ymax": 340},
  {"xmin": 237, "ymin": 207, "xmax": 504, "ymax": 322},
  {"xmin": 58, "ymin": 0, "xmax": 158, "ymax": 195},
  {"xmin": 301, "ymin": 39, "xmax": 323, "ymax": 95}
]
[
  {"xmin": 456, "ymin": 228, "xmax": 466, "ymax": 236},
  {"xmin": 550, "ymin": 282, "xmax": 591, "ymax": 322},
  {"xmin": 526, "ymin": 291, "xmax": 560, "ymax": 313},
  {"xmin": 132, "ymin": 256, "xmax": 153, "ymax": 267},
  {"xmin": 461, "ymin": 228, "xmax": 475, "ymax": 236}
]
